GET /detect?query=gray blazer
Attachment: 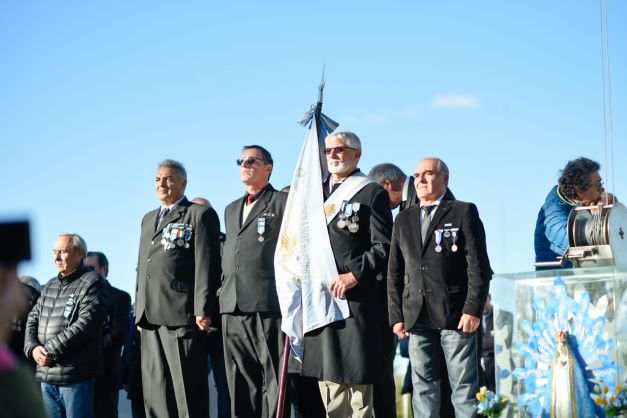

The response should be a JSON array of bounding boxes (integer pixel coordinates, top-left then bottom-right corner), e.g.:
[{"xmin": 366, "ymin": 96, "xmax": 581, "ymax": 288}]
[
  {"xmin": 220, "ymin": 185, "xmax": 287, "ymax": 313},
  {"xmin": 135, "ymin": 197, "xmax": 221, "ymax": 327}
]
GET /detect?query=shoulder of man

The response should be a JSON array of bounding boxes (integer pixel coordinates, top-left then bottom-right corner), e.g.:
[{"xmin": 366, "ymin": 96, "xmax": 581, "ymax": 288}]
[
  {"xmin": 110, "ymin": 284, "xmax": 131, "ymax": 300},
  {"xmin": 78, "ymin": 270, "xmax": 104, "ymax": 287}
]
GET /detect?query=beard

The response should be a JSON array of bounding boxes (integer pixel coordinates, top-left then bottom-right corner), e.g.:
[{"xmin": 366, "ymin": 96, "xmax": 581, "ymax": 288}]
[{"xmin": 327, "ymin": 159, "xmax": 353, "ymax": 174}]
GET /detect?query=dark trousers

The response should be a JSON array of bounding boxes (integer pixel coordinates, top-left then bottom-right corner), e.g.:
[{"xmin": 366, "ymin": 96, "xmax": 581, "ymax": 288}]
[
  {"xmin": 291, "ymin": 374, "xmax": 325, "ymax": 418},
  {"xmin": 94, "ymin": 390, "xmax": 119, "ymax": 418},
  {"xmin": 208, "ymin": 332, "xmax": 231, "ymax": 418},
  {"xmin": 373, "ymin": 331, "xmax": 397, "ymax": 418},
  {"xmin": 222, "ymin": 311, "xmax": 288, "ymax": 418},
  {"xmin": 141, "ymin": 325, "xmax": 209, "ymax": 418}
]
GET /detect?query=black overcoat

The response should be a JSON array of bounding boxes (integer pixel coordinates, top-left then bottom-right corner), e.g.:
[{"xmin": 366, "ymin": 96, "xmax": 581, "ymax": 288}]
[{"xmin": 302, "ymin": 177, "xmax": 393, "ymax": 384}]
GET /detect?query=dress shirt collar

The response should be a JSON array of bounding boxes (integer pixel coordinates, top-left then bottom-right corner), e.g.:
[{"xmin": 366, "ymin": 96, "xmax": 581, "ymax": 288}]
[
  {"xmin": 160, "ymin": 196, "xmax": 186, "ymax": 212},
  {"xmin": 402, "ymin": 175, "xmax": 410, "ymax": 203},
  {"xmin": 419, "ymin": 191, "xmax": 447, "ymax": 209}
]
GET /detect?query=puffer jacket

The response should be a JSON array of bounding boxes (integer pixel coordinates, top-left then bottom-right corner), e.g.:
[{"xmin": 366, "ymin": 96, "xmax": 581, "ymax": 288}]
[
  {"xmin": 24, "ymin": 264, "xmax": 107, "ymax": 384},
  {"xmin": 534, "ymin": 185, "xmax": 575, "ymax": 269}
]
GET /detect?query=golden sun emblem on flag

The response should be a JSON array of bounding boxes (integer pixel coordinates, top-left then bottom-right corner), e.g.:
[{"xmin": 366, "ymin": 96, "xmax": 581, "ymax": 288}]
[
  {"xmin": 279, "ymin": 233, "xmax": 297, "ymax": 256},
  {"xmin": 324, "ymin": 204, "xmax": 335, "ymax": 217}
]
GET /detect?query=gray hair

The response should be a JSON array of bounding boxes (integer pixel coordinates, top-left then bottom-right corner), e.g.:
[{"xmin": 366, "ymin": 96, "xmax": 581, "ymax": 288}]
[
  {"xmin": 325, "ymin": 131, "xmax": 362, "ymax": 150},
  {"xmin": 158, "ymin": 159, "xmax": 187, "ymax": 181},
  {"xmin": 58, "ymin": 233, "xmax": 87, "ymax": 257},
  {"xmin": 423, "ymin": 157, "xmax": 449, "ymax": 177},
  {"xmin": 368, "ymin": 163, "xmax": 406, "ymax": 184}
]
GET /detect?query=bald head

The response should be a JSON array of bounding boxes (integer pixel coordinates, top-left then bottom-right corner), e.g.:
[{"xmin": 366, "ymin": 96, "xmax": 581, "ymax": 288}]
[{"xmin": 191, "ymin": 197, "xmax": 213, "ymax": 208}]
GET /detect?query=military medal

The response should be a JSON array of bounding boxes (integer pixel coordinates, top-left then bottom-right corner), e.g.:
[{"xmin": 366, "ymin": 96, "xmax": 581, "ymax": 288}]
[
  {"xmin": 435, "ymin": 229, "xmax": 443, "ymax": 252},
  {"xmin": 184, "ymin": 228, "xmax": 192, "ymax": 248},
  {"xmin": 337, "ymin": 201, "xmax": 348, "ymax": 229},
  {"xmin": 451, "ymin": 230, "xmax": 459, "ymax": 252},
  {"xmin": 348, "ymin": 203, "xmax": 361, "ymax": 233},
  {"xmin": 444, "ymin": 229, "xmax": 451, "ymax": 238},
  {"xmin": 257, "ymin": 217, "xmax": 266, "ymax": 242}
]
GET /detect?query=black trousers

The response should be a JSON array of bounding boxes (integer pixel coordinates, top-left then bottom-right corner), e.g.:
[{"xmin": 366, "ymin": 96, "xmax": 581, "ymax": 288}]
[
  {"xmin": 222, "ymin": 311, "xmax": 289, "ymax": 418},
  {"xmin": 373, "ymin": 330, "xmax": 397, "ymax": 418},
  {"xmin": 141, "ymin": 325, "xmax": 209, "ymax": 418},
  {"xmin": 94, "ymin": 390, "xmax": 119, "ymax": 418}
]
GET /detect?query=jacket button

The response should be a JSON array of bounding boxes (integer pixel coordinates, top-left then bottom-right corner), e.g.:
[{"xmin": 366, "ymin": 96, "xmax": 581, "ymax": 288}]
[
  {"xmin": 147, "ymin": 258, "xmax": 151, "ymax": 263},
  {"xmin": 146, "ymin": 275, "xmax": 150, "ymax": 279},
  {"xmin": 235, "ymin": 266, "xmax": 239, "ymax": 270},
  {"xmin": 235, "ymin": 249, "xmax": 239, "ymax": 253},
  {"xmin": 151, "ymin": 241, "xmax": 155, "ymax": 245}
]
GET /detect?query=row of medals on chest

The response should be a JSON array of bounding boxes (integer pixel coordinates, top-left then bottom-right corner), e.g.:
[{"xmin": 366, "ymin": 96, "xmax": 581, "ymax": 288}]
[
  {"xmin": 433, "ymin": 227, "xmax": 459, "ymax": 253},
  {"xmin": 337, "ymin": 201, "xmax": 361, "ymax": 233}
]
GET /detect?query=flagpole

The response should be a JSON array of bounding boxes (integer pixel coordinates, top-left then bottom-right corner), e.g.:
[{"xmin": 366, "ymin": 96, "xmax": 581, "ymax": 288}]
[
  {"xmin": 275, "ymin": 336, "xmax": 291, "ymax": 418},
  {"xmin": 275, "ymin": 71, "xmax": 339, "ymax": 417},
  {"xmin": 315, "ymin": 66, "xmax": 330, "ymax": 181}
]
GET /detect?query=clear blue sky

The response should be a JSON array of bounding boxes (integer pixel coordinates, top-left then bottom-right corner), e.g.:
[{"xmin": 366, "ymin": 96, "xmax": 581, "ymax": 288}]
[{"xmin": 2, "ymin": 1, "xmax": 625, "ymax": 297}]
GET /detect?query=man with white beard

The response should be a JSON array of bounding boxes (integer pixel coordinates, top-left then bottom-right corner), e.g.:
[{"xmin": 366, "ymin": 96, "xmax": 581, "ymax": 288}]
[{"xmin": 301, "ymin": 131, "xmax": 393, "ymax": 418}]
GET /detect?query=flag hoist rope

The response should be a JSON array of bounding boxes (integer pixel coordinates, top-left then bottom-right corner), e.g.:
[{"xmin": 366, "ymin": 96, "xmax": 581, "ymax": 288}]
[{"xmin": 598, "ymin": 0, "xmax": 615, "ymax": 203}]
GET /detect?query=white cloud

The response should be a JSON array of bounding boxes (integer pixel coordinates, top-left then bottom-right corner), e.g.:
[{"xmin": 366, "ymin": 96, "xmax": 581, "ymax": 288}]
[{"xmin": 432, "ymin": 95, "xmax": 480, "ymax": 109}]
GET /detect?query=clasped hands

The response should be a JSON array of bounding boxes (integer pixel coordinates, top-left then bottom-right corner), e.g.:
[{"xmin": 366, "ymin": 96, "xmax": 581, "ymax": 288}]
[{"xmin": 392, "ymin": 313, "xmax": 481, "ymax": 339}]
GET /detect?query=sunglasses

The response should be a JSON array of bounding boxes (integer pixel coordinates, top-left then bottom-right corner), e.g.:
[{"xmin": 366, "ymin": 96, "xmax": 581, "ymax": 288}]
[
  {"xmin": 324, "ymin": 146, "xmax": 356, "ymax": 155},
  {"xmin": 236, "ymin": 156, "xmax": 266, "ymax": 167}
]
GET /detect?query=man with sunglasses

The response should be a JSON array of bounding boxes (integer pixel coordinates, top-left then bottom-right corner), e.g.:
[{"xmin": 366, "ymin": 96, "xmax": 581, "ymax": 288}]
[
  {"xmin": 301, "ymin": 131, "xmax": 393, "ymax": 418},
  {"xmin": 220, "ymin": 145, "xmax": 289, "ymax": 418}
]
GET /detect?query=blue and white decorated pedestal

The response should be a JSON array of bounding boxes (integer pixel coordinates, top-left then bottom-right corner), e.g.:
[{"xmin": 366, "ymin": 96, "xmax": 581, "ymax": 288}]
[{"xmin": 491, "ymin": 266, "xmax": 627, "ymax": 417}]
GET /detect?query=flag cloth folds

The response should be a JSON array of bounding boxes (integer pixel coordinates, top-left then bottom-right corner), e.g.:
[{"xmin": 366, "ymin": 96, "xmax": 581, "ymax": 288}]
[{"xmin": 274, "ymin": 121, "xmax": 350, "ymax": 361}]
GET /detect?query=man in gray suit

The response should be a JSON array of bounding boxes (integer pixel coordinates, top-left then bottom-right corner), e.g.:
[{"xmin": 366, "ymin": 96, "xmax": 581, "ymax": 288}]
[
  {"xmin": 135, "ymin": 159, "xmax": 221, "ymax": 418},
  {"xmin": 220, "ymin": 145, "xmax": 288, "ymax": 418}
]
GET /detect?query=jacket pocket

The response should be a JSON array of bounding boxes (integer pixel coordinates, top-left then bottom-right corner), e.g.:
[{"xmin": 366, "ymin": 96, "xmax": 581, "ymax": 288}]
[{"xmin": 170, "ymin": 280, "xmax": 190, "ymax": 293}]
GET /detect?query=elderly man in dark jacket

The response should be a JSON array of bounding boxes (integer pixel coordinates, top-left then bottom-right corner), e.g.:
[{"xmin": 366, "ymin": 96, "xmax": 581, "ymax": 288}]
[
  {"xmin": 24, "ymin": 233, "xmax": 107, "ymax": 418},
  {"xmin": 302, "ymin": 131, "xmax": 393, "ymax": 418}
]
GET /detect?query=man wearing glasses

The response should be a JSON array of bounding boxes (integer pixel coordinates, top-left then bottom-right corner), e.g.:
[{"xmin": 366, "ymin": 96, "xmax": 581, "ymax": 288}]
[
  {"xmin": 301, "ymin": 131, "xmax": 393, "ymax": 418},
  {"xmin": 220, "ymin": 145, "xmax": 288, "ymax": 418}
]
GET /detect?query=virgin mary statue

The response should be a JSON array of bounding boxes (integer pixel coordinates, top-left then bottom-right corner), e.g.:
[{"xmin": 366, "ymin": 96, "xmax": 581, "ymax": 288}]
[{"xmin": 542, "ymin": 330, "xmax": 598, "ymax": 417}]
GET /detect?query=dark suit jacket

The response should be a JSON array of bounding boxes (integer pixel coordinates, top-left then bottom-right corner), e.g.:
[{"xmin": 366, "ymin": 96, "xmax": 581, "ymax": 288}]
[
  {"xmin": 399, "ymin": 176, "xmax": 455, "ymax": 211},
  {"xmin": 96, "ymin": 281, "xmax": 131, "ymax": 391},
  {"xmin": 388, "ymin": 199, "xmax": 491, "ymax": 331},
  {"xmin": 220, "ymin": 185, "xmax": 287, "ymax": 313},
  {"xmin": 135, "ymin": 197, "xmax": 221, "ymax": 327},
  {"xmin": 302, "ymin": 175, "xmax": 393, "ymax": 384}
]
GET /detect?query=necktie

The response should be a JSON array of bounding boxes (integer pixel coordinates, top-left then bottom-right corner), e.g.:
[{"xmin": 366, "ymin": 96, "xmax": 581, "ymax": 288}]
[
  {"xmin": 157, "ymin": 207, "xmax": 170, "ymax": 228},
  {"xmin": 246, "ymin": 194, "xmax": 256, "ymax": 205},
  {"xmin": 421, "ymin": 205, "xmax": 435, "ymax": 245}
]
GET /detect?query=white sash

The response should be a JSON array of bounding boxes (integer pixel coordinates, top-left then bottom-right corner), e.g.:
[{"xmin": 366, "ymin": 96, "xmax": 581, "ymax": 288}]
[{"xmin": 324, "ymin": 173, "xmax": 374, "ymax": 224}]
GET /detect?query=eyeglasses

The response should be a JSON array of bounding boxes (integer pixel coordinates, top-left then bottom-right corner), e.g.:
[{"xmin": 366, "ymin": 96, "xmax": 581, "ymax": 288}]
[
  {"xmin": 324, "ymin": 146, "xmax": 356, "ymax": 155},
  {"xmin": 236, "ymin": 156, "xmax": 266, "ymax": 167}
]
